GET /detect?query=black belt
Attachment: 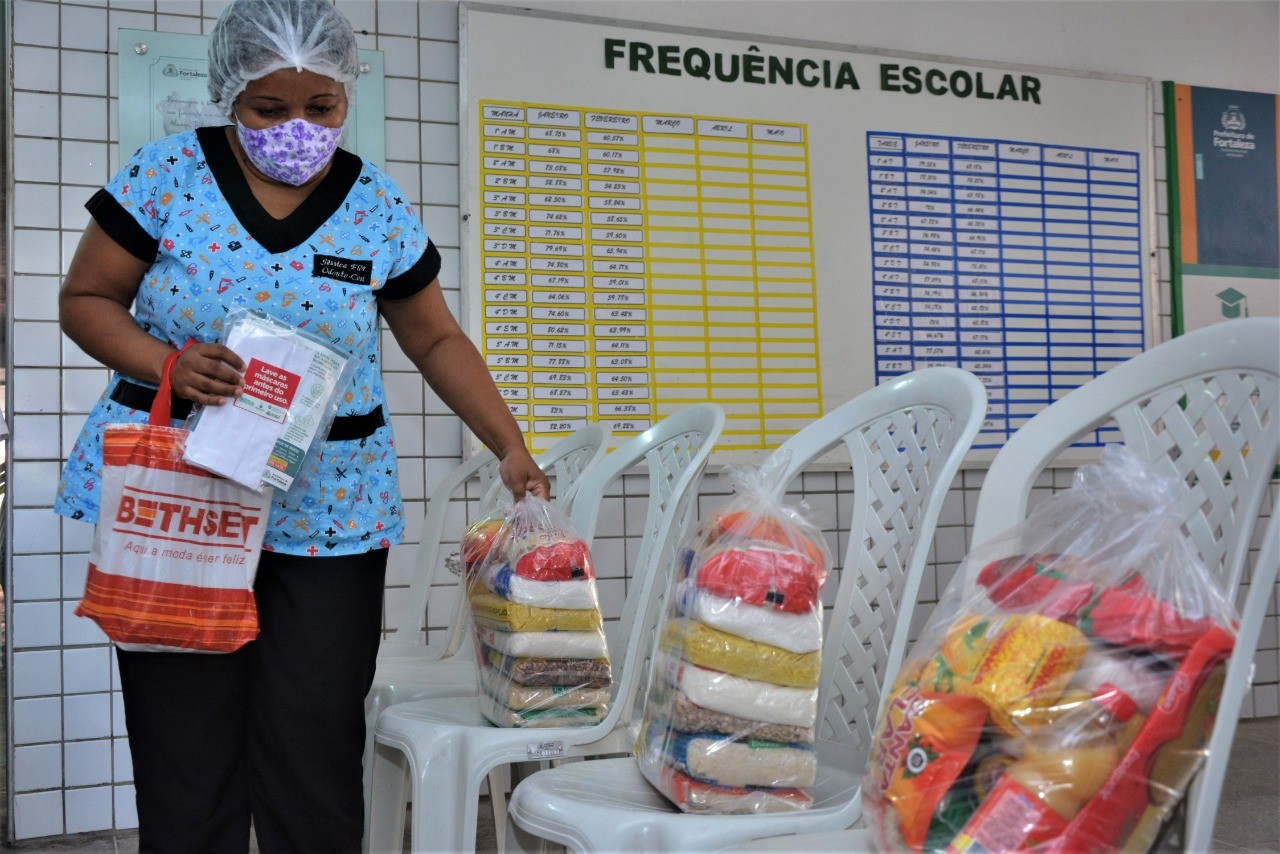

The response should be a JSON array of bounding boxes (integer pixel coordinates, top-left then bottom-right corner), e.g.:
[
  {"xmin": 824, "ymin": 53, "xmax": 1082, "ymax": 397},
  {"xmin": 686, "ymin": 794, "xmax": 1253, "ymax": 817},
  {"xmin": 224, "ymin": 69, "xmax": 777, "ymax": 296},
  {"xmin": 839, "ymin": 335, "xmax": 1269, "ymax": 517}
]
[{"xmin": 110, "ymin": 380, "xmax": 385, "ymax": 442}]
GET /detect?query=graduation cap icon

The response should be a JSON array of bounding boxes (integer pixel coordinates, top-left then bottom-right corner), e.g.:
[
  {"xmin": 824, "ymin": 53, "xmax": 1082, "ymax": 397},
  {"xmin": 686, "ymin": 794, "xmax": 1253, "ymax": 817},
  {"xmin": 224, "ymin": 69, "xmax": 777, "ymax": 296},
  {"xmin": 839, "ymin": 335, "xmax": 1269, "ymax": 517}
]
[{"xmin": 1215, "ymin": 287, "xmax": 1249, "ymax": 319}]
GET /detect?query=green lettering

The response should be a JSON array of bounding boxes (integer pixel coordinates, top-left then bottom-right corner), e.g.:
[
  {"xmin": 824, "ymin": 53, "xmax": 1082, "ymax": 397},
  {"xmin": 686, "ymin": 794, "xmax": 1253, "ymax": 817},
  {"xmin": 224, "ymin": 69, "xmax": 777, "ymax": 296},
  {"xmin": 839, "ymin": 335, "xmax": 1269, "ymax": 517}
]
[
  {"xmin": 743, "ymin": 50, "xmax": 765, "ymax": 84},
  {"xmin": 657, "ymin": 45, "xmax": 680, "ymax": 76},
  {"xmin": 902, "ymin": 65, "xmax": 922, "ymax": 95},
  {"xmin": 684, "ymin": 48, "xmax": 711, "ymax": 79},
  {"xmin": 880, "ymin": 63, "xmax": 902, "ymax": 92},
  {"xmin": 834, "ymin": 61, "xmax": 859, "ymax": 89},
  {"xmin": 714, "ymin": 52, "xmax": 740, "ymax": 82},
  {"xmin": 604, "ymin": 39, "xmax": 625, "ymax": 69},
  {"xmin": 630, "ymin": 41, "xmax": 655, "ymax": 73},
  {"xmin": 798, "ymin": 59, "xmax": 821, "ymax": 87},
  {"xmin": 976, "ymin": 72, "xmax": 995, "ymax": 99},
  {"xmin": 1022, "ymin": 76, "xmax": 1042, "ymax": 104},
  {"xmin": 997, "ymin": 74, "xmax": 1019, "ymax": 100},
  {"xmin": 768, "ymin": 55, "xmax": 793, "ymax": 85},
  {"xmin": 925, "ymin": 68, "xmax": 947, "ymax": 96}
]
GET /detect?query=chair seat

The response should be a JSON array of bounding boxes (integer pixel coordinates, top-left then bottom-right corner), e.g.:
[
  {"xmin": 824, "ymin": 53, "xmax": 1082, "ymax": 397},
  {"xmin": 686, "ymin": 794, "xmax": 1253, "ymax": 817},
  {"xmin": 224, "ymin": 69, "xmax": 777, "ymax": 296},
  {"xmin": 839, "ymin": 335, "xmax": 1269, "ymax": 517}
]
[
  {"xmin": 376, "ymin": 695, "xmax": 631, "ymax": 754},
  {"xmin": 508, "ymin": 746, "xmax": 865, "ymax": 853},
  {"xmin": 376, "ymin": 639, "xmax": 445, "ymax": 664},
  {"xmin": 729, "ymin": 828, "xmax": 871, "ymax": 852},
  {"xmin": 373, "ymin": 655, "xmax": 477, "ymax": 704},
  {"xmin": 376, "ymin": 694, "xmax": 492, "ymax": 732}
]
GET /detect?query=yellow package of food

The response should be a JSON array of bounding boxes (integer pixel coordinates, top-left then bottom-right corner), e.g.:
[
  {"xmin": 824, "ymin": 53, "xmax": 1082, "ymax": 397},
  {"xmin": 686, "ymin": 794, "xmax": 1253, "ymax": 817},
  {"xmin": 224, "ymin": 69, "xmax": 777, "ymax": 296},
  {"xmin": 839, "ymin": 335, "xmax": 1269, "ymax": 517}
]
[
  {"xmin": 922, "ymin": 614, "xmax": 1088, "ymax": 734},
  {"xmin": 661, "ymin": 618, "xmax": 820, "ymax": 688},
  {"xmin": 469, "ymin": 590, "xmax": 602, "ymax": 633}
]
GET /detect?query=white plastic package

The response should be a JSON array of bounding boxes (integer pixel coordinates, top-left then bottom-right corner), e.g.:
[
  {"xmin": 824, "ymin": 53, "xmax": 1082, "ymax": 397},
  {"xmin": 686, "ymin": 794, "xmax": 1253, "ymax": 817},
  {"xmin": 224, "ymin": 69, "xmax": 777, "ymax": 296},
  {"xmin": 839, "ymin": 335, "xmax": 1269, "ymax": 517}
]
[{"xmin": 183, "ymin": 309, "xmax": 354, "ymax": 493}]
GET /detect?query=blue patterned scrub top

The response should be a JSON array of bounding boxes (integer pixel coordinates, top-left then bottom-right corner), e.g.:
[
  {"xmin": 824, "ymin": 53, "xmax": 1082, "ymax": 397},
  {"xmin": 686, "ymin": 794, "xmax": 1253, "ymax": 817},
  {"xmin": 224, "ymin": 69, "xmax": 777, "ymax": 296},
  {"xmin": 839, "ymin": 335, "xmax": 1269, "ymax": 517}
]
[{"xmin": 55, "ymin": 126, "xmax": 441, "ymax": 556}]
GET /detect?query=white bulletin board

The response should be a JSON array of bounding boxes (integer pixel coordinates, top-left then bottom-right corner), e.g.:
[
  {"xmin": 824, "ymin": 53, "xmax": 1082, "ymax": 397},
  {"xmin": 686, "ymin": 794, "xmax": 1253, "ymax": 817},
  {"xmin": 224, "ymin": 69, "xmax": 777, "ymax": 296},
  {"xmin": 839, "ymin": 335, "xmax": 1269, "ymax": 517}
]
[{"xmin": 459, "ymin": 3, "xmax": 1157, "ymax": 463}]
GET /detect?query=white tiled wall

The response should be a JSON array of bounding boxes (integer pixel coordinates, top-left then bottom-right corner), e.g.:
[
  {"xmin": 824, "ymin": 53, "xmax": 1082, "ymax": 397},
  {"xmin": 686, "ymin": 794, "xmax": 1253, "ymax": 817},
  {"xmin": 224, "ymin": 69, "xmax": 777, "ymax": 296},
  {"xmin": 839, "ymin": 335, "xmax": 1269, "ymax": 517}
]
[
  {"xmin": 2, "ymin": 0, "xmax": 480, "ymax": 838},
  {"xmin": 4, "ymin": 0, "xmax": 1278, "ymax": 842}
]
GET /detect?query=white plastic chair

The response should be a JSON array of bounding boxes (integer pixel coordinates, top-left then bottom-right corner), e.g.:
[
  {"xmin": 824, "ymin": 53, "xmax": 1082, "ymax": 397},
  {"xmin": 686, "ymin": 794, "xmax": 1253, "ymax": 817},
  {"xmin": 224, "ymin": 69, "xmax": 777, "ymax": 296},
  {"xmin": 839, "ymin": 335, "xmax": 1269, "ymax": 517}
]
[
  {"xmin": 361, "ymin": 424, "xmax": 609, "ymax": 848},
  {"xmin": 366, "ymin": 404, "xmax": 726, "ymax": 853},
  {"xmin": 735, "ymin": 316, "xmax": 1280, "ymax": 852},
  {"xmin": 504, "ymin": 367, "xmax": 987, "ymax": 853},
  {"xmin": 972, "ymin": 316, "xmax": 1280, "ymax": 854}
]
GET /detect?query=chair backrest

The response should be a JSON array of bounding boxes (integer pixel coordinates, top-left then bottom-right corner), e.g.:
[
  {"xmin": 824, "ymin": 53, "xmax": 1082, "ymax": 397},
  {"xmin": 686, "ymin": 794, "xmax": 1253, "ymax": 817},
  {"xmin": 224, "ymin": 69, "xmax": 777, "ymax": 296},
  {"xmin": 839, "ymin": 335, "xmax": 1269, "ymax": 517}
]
[
  {"xmin": 566, "ymin": 404, "xmax": 725, "ymax": 733},
  {"xmin": 972, "ymin": 317, "xmax": 1280, "ymax": 594},
  {"xmin": 800, "ymin": 369, "xmax": 986, "ymax": 755},
  {"xmin": 384, "ymin": 449, "xmax": 500, "ymax": 643},
  {"xmin": 969, "ymin": 317, "xmax": 1280, "ymax": 847},
  {"xmin": 618, "ymin": 369, "xmax": 987, "ymax": 743},
  {"xmin": 1186, "ymin": 507, "xmax": 1278, "ymax": 850},
  {"xmin": 384, "ymin": 424, "xmax": 610, "ymax": 646},
  {"xmin": 476, "ymin": 423, "xmax": 612, "ymax": 511}
]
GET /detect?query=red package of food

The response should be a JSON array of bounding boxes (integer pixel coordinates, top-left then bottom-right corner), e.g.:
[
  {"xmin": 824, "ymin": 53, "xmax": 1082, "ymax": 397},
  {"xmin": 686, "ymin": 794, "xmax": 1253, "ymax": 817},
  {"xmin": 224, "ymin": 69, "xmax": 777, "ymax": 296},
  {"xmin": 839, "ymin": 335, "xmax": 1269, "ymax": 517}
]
[
  {"xmin": 1078, "ymin": 574, "xmax": 1221, "ymax": 659},
  {"xmin": 654, "ymin": 759, "xmax": 814, "ymax": 814},
  {"xmin": 462, "ymin": 516, "xmax": 506, "ymax": 567},
  {"xmin": 713, "ymin": 510, "xmax": 828, "ymax": 567},
  {"xmin": 693, "ymin": 545, "xmax": 822, "ymax": 614},
  {"xmin": 512, "ymin": 538, "xmax": 594, "ymax": 582},
  {"xmin": 976, "ymin": 554, "xmax": 1096, "ymax": 622}
]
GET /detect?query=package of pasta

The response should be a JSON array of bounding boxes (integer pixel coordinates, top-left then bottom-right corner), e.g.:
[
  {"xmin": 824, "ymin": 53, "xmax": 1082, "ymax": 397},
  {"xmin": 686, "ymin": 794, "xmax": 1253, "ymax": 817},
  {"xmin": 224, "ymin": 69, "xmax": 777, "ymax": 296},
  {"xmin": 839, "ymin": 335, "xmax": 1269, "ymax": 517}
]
[
  {"xmin": 863, "ymin": 446, "xmax": 1239, "ymax": 853},
  {"xmin": 463, "ymin": 494, "xmax": 611, "ymax": 728},
  {"xmin": 635, "ymin": 454, "xmax": 832, "ymax": 814}
]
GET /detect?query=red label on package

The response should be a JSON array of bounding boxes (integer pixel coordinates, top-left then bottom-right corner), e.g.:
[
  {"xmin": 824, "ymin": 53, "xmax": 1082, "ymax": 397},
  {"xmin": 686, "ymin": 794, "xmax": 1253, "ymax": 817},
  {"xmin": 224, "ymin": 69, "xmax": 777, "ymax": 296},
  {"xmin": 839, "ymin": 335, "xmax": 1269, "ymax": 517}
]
[
  {"xmin": 949, "ymin": 777, "xmax": 1067, "ymax": 853},
  {"xmin": 235, "ymin": 359, "xmax": 301, "ymax": 423}
]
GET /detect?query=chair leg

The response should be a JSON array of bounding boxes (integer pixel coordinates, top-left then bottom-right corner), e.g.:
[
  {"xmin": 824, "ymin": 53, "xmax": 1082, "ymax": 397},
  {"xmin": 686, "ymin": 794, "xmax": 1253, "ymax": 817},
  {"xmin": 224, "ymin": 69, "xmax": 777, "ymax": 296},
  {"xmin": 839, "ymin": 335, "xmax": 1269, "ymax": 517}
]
[
  {"xmin": 367, "ymin": 740, "xmax": 409, "ymax": 854},
  {"xmin": 406, "ymin": 752, "xmax": 485, "ymax": 852},
  {"xmin": 498, "ymin": 762, "xmax": 548, "ymax": 854},
  {"xmin": 489, "ymin": 766, "xmax": 510, "ymax": 852},
  {"xmin": 361, "ymin": 704, "xmax": 381, "ymax": 854},
  {"xmin": 504, "ymin": 807, "xmax": 549, "ymax": 854}
]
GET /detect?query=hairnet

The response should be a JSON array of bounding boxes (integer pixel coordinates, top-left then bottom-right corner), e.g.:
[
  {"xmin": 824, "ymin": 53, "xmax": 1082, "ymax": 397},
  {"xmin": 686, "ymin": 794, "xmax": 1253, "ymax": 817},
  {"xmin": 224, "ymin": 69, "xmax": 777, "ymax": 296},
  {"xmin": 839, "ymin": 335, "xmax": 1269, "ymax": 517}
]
[{"xmin": 208, "ymin": 0, "xmax": 360, "ymax": 115}]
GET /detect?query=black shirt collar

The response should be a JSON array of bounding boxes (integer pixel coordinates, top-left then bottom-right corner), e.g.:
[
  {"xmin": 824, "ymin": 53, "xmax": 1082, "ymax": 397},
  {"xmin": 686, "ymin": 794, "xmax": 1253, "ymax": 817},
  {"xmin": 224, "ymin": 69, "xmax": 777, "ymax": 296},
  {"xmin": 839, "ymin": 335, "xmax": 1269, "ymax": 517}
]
[{"xmin": 197, "ymin": 125, "xmax": 362, "ymax": 255}]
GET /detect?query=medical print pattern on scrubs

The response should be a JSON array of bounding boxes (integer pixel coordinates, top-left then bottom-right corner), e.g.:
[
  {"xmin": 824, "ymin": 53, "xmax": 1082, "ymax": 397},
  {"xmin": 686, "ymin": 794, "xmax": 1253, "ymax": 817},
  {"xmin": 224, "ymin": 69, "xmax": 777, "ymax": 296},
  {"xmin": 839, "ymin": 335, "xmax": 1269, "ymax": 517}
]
[{"xmin": 56, "ymin": 126, "xmax": 440, "ymax": 556}]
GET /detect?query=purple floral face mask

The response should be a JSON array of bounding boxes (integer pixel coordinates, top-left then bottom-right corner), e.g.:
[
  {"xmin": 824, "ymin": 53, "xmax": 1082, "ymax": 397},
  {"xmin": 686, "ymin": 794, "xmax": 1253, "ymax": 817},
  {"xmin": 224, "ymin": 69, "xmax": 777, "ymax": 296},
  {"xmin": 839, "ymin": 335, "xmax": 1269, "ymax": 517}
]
[{"xmin": 235, "ymin": 117, "xmax": 344, "ymax": 186}]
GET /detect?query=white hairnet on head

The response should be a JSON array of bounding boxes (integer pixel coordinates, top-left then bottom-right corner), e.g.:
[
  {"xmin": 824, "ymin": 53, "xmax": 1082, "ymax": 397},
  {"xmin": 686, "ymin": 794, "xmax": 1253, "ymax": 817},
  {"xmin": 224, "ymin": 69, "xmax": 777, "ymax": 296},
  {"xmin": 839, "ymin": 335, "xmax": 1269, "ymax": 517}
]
[{"xmin": 208, "ymin": 0, "xmax": 360, "ymax": 116}]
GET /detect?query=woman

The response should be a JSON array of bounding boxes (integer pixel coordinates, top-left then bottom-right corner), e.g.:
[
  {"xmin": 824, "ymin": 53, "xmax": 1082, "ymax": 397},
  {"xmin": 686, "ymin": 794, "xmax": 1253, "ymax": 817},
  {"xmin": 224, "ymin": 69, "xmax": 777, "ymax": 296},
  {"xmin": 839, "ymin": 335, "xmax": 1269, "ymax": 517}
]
[{"xmin": 54, "ymin": 1, "xmax": 548, "ymax": 850}]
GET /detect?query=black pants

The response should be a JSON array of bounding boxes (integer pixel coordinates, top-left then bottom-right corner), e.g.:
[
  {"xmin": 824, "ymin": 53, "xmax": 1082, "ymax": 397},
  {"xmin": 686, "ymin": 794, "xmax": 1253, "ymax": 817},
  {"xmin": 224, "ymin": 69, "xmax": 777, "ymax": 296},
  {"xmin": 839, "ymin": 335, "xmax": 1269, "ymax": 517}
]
[{"xmin": 116, "ymin": 549, "xmax": 388, "ymax": 854}]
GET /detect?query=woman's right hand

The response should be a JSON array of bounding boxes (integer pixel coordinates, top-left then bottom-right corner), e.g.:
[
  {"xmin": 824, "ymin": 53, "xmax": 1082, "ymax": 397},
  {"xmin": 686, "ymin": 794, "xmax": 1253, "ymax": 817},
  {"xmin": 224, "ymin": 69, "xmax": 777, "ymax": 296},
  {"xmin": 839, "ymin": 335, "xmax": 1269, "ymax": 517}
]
[{"xmin": 169, "ymin": 343, "xmax": 246, "ymax": 406}]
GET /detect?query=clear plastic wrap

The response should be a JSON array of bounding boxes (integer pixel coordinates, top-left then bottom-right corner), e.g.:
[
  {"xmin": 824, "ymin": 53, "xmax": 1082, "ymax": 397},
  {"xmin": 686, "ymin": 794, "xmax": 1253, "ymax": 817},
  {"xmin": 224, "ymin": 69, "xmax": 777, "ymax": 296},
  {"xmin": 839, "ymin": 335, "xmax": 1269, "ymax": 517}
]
[
  {"xmin": 463, "ymin": 495, "xmax": 612, "ymax": 728},
  {"xmin": 182, "ymin": 309, "xmax": 355, "ymax": 495},
  {"xmin": 635, "ymin": 456, "xmax": 832, "ymax": 814},
  {"xmin": 863, "ymin": 446, "xmax": 1239, "ymax": 853}
]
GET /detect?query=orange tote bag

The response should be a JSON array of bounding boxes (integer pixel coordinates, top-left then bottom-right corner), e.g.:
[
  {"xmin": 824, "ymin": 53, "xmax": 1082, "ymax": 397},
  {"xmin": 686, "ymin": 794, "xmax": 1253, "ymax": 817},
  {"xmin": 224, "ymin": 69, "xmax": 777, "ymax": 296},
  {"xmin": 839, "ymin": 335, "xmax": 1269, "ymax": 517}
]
[{"xmin": 76, "ymin": 344, "xmax": 272, "ymax": 652}]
